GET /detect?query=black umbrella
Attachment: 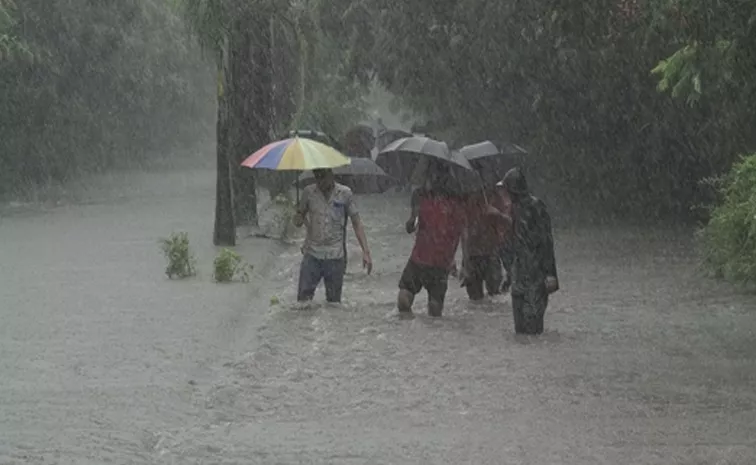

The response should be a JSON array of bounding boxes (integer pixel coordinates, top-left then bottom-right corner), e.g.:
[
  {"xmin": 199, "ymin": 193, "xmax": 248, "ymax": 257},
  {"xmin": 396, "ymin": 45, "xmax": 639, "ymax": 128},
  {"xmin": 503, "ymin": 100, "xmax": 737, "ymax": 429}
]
[
  {"xmin": 376, "ymin": 136, "xmax": 473, "ymax": 187},
  {"xmin": 460, "ymin": 140, "xmax": 527, "ymax": 186},
  {"xmin": 287, "ymin": 129, "xmax": 342, "ymax": 151},
  {"xmin": 375, "ymin": 129, "xmax": 413, "ymax": 152},
  {"xmin": 295, "ymin": 158, "xmax": 398, "ymax": 194}
]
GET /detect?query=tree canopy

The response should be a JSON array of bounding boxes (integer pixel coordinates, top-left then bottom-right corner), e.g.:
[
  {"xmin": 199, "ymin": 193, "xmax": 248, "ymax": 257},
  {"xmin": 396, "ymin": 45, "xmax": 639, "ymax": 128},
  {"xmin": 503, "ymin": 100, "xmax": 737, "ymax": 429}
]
[
  {"xmin": 0, "ymin": 0, "xmax": 215, "ymax": 195},
  {"xmin": 318, "ymin": 0, "xmax": 756, "ymax": 220}
]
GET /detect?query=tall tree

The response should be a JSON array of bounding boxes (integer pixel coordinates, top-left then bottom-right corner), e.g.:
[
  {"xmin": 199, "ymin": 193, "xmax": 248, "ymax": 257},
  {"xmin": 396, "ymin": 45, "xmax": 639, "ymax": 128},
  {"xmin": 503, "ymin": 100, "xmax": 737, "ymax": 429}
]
[
  {"xmin": 176, "ymin": 0, "xmax": 369, "ymax": 244},
  {"xmin": 175, "ymin": 0, "xmax": 275, "ymax": 244}
]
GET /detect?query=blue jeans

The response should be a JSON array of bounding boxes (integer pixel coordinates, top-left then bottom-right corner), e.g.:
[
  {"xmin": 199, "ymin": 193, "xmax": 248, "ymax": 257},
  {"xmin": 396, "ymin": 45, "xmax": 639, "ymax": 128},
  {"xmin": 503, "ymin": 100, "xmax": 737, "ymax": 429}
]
[{"xmin": 297, "ymin": 254, "xmax": 347, "ymax": 302}]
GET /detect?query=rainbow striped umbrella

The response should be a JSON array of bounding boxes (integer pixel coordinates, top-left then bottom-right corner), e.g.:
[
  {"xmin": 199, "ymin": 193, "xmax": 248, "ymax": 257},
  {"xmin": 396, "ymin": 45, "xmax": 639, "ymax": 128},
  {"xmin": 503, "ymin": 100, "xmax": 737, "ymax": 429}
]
[{"xmin": 241, "ymin": 137, "xmax": 351, "ymax": 171}]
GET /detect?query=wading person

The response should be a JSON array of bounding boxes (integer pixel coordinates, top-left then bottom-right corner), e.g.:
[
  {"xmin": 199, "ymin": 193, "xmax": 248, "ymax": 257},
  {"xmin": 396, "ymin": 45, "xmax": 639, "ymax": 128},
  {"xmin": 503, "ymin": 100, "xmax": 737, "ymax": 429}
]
[
  {"xmin": 398, "ymin": 160, "xmax": 466, "ymax": 318},
  {"xmin": 293, "ymin": 168, "xmax": 372, "ymax": 303},
  {"xmin": 501, "ymin": 168, "xmax": 559, "ymax": 334},
  {"xmin": 460, "ymin": 188, "xmax": 511, "ymax": 300}
]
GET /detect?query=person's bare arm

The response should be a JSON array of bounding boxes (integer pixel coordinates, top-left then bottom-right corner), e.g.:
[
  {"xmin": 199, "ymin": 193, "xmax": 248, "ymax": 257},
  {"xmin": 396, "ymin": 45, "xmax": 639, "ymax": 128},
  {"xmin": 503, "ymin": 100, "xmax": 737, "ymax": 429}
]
[
  {"xmin": 406, "ymin": 188, "xmax": 421, "ymax": 233},
  {"xmin": 485, "ymin": 204, "xmax": 512, "ymax": 225},
  {"xmin": 347, "ymin": 194, "xmax": 372, "ymax": 274},
  {"xmin": 350, "ymin": 215, "xmax": 372, "ymax": 274}
]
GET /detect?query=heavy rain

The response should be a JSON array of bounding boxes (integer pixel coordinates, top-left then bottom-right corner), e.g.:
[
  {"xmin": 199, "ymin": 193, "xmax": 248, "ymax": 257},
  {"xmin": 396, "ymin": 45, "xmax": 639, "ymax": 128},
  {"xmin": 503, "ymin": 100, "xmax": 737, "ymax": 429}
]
[{"xmin": 1, "ymin": 1, "xmax": 755, "ymax": 464}]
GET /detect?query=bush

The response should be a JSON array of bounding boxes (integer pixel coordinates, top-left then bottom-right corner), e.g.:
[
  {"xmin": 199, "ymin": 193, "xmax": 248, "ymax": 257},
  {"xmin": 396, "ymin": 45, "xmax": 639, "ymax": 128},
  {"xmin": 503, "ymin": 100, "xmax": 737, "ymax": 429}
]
[
  {"xmin": 159, "ymin": 232, "xmax": 197, "ymax": 279},
  {"xmin": 213, "ymin": 248, "xmax": 252, "ymax": 283},
  {"xmin": 699, "ymin": 153, "xmax": 756, "ymax": 287}
]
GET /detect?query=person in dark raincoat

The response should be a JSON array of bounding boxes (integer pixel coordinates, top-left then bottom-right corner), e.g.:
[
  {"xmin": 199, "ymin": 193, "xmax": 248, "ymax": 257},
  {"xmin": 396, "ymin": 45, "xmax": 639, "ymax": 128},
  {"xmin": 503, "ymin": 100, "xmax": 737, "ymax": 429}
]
[{"xmin": 501, "ymin": 168, "xmax": 559, "ymax": 334}]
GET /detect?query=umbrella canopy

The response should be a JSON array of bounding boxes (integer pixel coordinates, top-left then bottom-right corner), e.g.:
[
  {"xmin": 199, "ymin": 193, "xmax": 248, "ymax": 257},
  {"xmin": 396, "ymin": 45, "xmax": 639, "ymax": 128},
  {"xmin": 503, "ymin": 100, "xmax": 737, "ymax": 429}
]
[
  {"xmin": 375, "ymin": 129, "xmax": 413, "ymax": 152},
  {"xmin": 376, "ymin": 136, "xmax": 472, "ymax": 185},
  {"xmin": 459, "ymin": 141, "xmax": 501, "ymax": 161},
  {"xmin": 295, "ymin": 158, "xmax": 397, "ymax": 194},
  {"xmin": 241, "ymin": 137, "xmax": 351, "ymax": 171},
  {"xmin": 460, "ymin": 140, "xmax": 527, "ymax": 186},
  {"xmin": 286, "ymin": 129, "xmax": 341, "ymax": 150}
]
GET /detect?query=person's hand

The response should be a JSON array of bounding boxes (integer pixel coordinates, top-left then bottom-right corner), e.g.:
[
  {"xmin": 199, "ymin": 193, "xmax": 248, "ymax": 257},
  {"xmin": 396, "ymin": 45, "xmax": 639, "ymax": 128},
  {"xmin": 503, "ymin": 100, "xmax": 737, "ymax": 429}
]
[
  {"xmin": 363, "ymin": 251, "xmax": 373, "ymax": 275},
  {"xmin": 545, "ymin": 276, "xmax": 559, "ymax": 294},
  {"xmin": 405, "ymin": 218, "xmax": 416, "ymax": 234},
  {"xmin": 485, "ymin": 204, "xmax": 501, "ymax": 216}
]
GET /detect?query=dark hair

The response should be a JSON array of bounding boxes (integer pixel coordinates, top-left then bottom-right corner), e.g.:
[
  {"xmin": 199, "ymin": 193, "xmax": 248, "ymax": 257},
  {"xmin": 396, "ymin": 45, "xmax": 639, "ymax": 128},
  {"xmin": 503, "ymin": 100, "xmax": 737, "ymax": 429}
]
[
  {"xmin": 313, "ymin": 168, "xmax": 333, "ymax": 178},
  {"xmin": 502, "ymin": 168, "xmax": 529, "ymax": 198}
]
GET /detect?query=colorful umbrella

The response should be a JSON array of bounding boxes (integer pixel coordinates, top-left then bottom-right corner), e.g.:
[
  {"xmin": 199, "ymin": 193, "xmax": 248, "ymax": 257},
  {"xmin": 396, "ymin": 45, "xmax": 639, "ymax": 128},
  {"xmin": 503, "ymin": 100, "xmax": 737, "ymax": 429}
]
[
  {"xmin": 286, "ymin": 129, "xmax": 342, "ymax": 151},
  {"xmin": 241, "ymin": 137, "xmax": 352, "ymax": 204},
  {"xmin": 241, "ymin": 137, "xmax": 351, "ymax": 171}
]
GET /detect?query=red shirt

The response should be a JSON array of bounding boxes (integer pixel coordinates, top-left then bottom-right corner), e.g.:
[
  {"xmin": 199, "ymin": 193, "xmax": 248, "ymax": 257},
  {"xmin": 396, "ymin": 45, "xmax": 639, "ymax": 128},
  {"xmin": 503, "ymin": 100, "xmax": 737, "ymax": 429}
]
[
  {"xmin": 410, "ymin": 193, "xmax": 466, "ymax": 270},
  {"xmin": 465, "ymin": 193, "xmax": 501, "ymax": 256}
]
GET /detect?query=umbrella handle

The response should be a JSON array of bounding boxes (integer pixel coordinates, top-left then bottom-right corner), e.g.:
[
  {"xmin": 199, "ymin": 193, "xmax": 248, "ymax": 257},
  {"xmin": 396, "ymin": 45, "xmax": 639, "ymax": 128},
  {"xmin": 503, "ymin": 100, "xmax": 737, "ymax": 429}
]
[{"xmin": 477, "ymin": 172, "xmax": 489, "ymax": 204}]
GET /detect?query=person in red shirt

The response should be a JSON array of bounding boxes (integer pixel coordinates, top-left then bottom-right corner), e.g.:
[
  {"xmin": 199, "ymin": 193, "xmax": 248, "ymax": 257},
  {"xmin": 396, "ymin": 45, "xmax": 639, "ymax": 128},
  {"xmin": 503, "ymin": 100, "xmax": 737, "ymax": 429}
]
[
  {"xmin": 460, "ymin": 189, "xmax": 511, "ymax": 300},
  {"xmin": 398, "ymin": 160, "xmax": 467, "ymax": 318}
]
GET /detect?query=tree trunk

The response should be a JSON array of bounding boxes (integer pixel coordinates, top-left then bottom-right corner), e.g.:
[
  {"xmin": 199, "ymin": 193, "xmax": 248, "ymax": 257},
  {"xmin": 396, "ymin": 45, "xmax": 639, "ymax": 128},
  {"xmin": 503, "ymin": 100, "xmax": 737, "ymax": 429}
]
[
  {"xmin": 213, "ymin": 43, "xmax": 236, "ymax": 246},
  {"xmin": 229, "ymin": 16, "xmax": 274, "ymax": 226}
]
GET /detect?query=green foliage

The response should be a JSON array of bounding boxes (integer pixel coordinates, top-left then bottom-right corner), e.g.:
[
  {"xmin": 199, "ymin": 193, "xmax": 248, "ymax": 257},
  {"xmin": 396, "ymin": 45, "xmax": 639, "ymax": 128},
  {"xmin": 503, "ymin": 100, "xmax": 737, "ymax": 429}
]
[
  {"xmin": 292, "ymin": 33, "xmax": 367, "ymax": 139},
  {"xmin": 699, "ymin": 154, "xmax": 756, "ymax": 287},
  {"xmin": 213, "ymin": 248, "xmax": 252, "ymax": 283},
  {"xmin": 159, "ymin": 232, "xmax": 197, "ymax": 279},
  {"xmin": 651, "ymin": 44, "xmax": 703, "ymax": 105},
  {"xmin": 0, "ymin": 0, "xmax": 214, "ymax": 197},
  {"xmin": 174, "ymin": 0, "xmax": 367, "ymax": 141},
  {"xmin": 312, "ymin": 0, "xmax": 756, "ymax": 221}
]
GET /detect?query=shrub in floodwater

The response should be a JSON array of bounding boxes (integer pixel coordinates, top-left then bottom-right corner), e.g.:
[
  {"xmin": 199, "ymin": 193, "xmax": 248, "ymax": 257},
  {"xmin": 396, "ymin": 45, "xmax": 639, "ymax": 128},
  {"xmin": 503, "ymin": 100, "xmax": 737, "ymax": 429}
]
[
  {"xmin": 159, "ymin": 232, "xmax": 197, "ymax": 279},
  {"xmin": 698, "ymin": 153, "xmax": 756, "ymax": 288},
  {"xmin": 213, "ymin": 248, "xmax": 252, "ymax": 283}
]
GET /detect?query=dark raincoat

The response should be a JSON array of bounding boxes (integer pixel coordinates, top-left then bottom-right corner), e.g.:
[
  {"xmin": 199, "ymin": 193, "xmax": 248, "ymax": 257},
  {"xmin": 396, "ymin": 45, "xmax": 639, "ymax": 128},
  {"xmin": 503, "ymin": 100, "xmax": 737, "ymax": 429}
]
[{"xmin": 502, "ymin": 169, "xmax": 558, "ymax": 334}]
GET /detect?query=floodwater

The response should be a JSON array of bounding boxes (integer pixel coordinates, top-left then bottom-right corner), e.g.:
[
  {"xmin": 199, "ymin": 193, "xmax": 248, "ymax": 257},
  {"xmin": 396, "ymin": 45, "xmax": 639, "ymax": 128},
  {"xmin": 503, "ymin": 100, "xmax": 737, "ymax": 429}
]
[{"xmin": 1, "ymin": 169, "xmax": 755, "ymax": 464}]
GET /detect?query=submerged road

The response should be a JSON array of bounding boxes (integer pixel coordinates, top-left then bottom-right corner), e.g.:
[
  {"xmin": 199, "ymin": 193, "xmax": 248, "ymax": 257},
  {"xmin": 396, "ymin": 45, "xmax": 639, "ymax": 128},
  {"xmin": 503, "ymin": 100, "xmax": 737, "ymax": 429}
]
[{"xmin": 1, "ymin": 169, "xmax": 754, "ymax": 464}]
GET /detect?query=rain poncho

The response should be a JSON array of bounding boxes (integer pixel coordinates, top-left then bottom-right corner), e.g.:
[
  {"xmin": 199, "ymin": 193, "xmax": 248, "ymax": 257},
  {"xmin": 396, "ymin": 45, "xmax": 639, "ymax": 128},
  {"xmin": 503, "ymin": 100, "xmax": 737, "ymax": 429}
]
[{"xmin": 502, "ymin": 169, "xmax": 558, "ymax": 333}]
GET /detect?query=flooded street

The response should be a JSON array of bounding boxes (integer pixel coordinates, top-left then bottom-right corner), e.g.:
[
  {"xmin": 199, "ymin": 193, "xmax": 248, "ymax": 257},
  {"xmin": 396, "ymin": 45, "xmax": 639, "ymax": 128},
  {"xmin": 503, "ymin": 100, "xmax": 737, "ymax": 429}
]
[{"xmin": 1, "ymin": 169, "xmax": 755, "ymax": 464}]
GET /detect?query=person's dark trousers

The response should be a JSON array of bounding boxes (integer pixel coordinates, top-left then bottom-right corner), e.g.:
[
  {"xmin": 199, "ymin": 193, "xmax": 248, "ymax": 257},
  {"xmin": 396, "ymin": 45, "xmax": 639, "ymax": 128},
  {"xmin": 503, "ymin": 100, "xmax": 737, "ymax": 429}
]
[
  {"xmin": 511, "ymin": 286, "xmax": 549, "ymax": 334},
  {"xmin": 297, "ymin": 254, "xmax": 347, "ymax": 303},
  {"xmin": 464, "ymin": 254, "xmax": 503, "ymax": 300}
]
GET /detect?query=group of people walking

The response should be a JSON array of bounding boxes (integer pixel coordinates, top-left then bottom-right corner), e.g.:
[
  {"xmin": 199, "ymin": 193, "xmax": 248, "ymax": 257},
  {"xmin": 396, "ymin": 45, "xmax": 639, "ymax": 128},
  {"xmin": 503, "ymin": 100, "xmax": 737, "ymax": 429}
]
[{"xmin": 292, "ymin": 160, "xmax": 559, "ymax": 335}]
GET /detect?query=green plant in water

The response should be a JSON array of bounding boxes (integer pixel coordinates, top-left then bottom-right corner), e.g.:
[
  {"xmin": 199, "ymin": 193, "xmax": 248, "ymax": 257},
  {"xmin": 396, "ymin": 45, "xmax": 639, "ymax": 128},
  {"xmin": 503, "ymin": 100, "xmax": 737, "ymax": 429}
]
[
  {"xmin": 159, "ymin": 232, "xmax": 197, "ymax": 279},
  {"xmin": 213, "ymin": 248, "xmax": 253, "ymax": 283},
  {"xmin": 698, "ymin": 153, "xmax": 756, "ymax": 288}
]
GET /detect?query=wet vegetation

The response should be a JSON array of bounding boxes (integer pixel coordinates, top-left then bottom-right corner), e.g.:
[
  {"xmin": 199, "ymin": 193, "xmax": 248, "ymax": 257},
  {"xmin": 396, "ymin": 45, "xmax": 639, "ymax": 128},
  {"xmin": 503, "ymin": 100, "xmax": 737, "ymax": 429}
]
[
  {"xmin": 2, "ymin": 0, "xmax": 755, "ymax": 285},
  {"xmin": 213, "ymin": 248, "xmax": 252, "ymax": 283},
  {"xmin": 0, "ymin": 0, "xmax": 215, "ymax": 195},
  {"xmin": 160, "ymin": 231, "xmax": 197, "ymax": 279},
  {"xmin": 699, "ymin": 153, "xmax": 756, "ymax": 286}
]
